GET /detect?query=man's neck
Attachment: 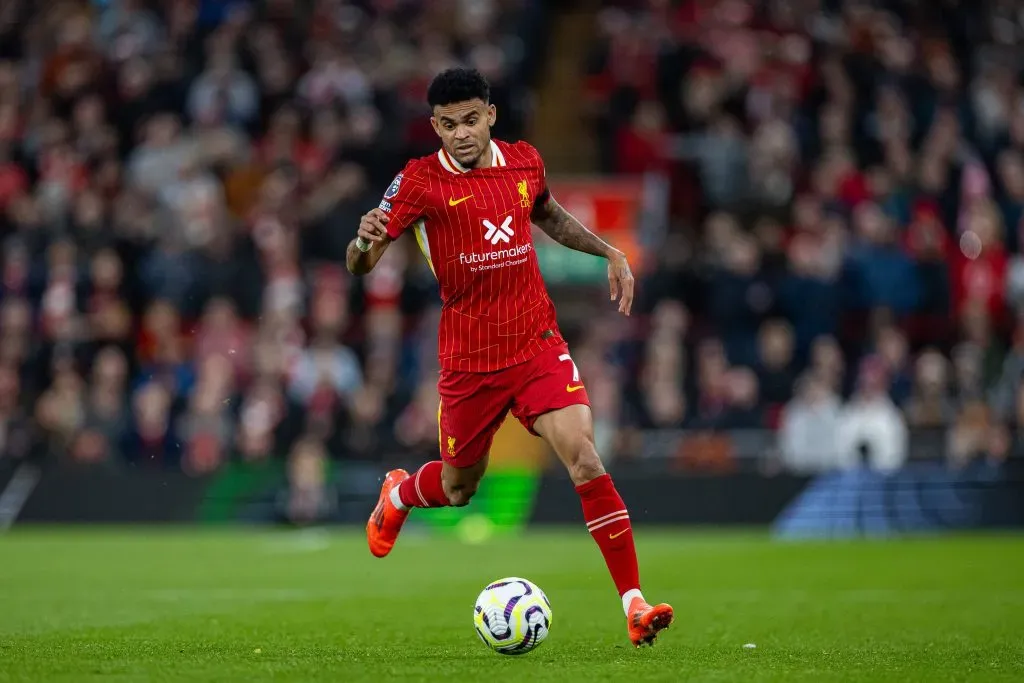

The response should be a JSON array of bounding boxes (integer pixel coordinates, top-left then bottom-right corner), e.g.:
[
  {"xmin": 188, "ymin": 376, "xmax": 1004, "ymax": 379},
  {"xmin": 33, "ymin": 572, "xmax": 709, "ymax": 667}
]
[{"xmin": 475, "ymin": 142, "xmax": 493, "ymax": 169}]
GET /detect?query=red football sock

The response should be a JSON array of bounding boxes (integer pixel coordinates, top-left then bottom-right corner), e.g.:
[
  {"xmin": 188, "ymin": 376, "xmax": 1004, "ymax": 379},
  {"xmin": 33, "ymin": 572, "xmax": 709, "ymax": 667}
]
[
  {"xmin": 397, "ymin": 461, "xmax": 450, "ymax": 508},
  {"xmin": 577, "ymin": 473, "xmax": 641, "ymax": 597}
]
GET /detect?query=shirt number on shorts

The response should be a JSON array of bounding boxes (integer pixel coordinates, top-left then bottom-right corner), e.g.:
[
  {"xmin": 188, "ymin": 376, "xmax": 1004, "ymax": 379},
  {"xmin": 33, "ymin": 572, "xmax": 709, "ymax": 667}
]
[{"xmin": 559, "ymin": 354, "xmax": 580, "ymax": 382}]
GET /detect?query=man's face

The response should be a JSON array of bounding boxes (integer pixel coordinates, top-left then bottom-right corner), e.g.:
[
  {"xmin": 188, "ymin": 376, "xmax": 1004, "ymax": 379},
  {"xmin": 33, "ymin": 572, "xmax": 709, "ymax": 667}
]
[{"xmin": 430, "ymin": 99, "xmax": 495, "ymax": 168}]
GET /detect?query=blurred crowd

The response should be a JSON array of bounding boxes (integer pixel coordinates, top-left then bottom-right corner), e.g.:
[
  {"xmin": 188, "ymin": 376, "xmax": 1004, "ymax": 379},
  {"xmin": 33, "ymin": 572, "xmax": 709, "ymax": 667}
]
[
  {"xmin": 584, "ymin": 0, "xmax": 1024, "ymax": 472},
  {"xmin": 0, "ymin": 0, "xmax": 546, "ymax": 479},
  {"xmin": 5, "ymin": 0, "xmax": 1024, "ymax": 485}
]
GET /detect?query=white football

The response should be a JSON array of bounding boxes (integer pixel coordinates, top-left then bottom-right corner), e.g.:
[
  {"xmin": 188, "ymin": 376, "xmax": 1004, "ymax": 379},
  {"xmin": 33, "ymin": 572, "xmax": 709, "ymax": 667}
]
[{"xmin": 473, "ymin": 577, "xmax": 552, "ymax": 655}]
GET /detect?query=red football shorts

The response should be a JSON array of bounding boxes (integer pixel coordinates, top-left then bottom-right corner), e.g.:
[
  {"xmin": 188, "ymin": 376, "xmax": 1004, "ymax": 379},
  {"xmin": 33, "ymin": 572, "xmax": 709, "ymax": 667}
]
[{"xmin": 436, "ymin": 343, "xmax": 590, "ymax": 467}]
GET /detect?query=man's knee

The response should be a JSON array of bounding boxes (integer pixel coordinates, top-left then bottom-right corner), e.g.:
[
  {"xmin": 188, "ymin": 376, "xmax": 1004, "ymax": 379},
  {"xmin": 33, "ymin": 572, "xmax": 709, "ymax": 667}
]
[
  {"xmin": 567, "ymin": 434, "xmax": 605, "ymax": 485},
  {"xmin": 442, "ymin": 468, "xmax": 483, "ymax": 507},
  {"xmin": 535, "ymin": 406, "xmax": 607, "ymax": 485},
  {"xmin": 443, "ymin": 480, "xmax": 478, "ymax": 507}
]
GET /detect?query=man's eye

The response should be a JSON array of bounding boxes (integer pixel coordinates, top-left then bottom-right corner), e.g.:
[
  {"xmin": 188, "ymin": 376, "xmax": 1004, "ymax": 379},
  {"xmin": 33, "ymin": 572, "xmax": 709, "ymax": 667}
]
[{"xmin": 467, "ymin": 119, "xmax": 477, "ymax": 126}]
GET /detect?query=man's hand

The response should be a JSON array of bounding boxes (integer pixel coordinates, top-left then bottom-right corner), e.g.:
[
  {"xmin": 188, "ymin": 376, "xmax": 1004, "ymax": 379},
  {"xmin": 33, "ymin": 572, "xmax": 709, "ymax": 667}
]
[
  {"xmin": 608, "ymin": 250, "xmax": 634, "ymax": 316},
  {"xmin": 358, "ymin": 208, "xmax": 390, "ymax": 245},
  {"xmin": 347, "ymin": 208, "xmax": 393, "ymax": 275}
]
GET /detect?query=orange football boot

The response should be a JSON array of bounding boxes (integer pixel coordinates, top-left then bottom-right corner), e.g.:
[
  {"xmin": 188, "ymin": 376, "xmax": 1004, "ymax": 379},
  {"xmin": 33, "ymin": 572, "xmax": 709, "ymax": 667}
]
[
  {"xmin": 366, "ymin": 469, "xmax": 410, "ymax": 558},
  {"xmin": 627, "ymin": 597, "xmax": 675, "ymax": 647}
]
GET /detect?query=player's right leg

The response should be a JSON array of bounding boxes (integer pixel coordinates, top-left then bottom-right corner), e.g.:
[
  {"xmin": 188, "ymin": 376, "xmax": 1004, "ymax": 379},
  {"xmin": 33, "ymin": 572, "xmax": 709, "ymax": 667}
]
[
  {"xmin": 366, "ymin": 468, "xmax": 412, "ymax": 558},
  {"xmin": 366, "ymin": 457, "xmax": 490, "ymax": 558},
  {"xmin": 366, "ymin": 372, "xmax": 507, "ymax": 558}
]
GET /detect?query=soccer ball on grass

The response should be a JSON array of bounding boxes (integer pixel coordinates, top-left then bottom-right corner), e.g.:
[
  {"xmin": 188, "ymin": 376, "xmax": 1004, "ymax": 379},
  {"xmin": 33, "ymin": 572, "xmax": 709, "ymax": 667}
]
[{"xmin": 473, "ymin": 577, "xmax": 552, "ymax": 655}]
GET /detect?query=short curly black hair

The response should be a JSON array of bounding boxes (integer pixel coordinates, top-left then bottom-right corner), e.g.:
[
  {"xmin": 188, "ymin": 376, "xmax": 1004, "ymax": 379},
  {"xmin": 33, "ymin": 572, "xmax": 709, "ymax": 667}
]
[{"xmin": 427, "ymin": 68, "xmax": 490, "ymax": 109}]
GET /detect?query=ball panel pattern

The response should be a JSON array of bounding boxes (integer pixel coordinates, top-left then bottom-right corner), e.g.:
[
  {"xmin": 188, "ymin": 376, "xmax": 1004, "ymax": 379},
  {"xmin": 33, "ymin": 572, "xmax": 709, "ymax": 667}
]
[{"xmin": 473, "ymin": 577, "xmax": 552, "ymax": 655}]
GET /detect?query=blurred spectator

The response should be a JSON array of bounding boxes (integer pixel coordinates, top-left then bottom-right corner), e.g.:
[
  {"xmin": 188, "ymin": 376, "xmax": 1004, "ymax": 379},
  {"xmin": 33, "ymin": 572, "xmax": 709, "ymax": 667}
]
[
  {"xmin": 127, "ymin": 113, "xmax": 193, "ymax": 206},
  {"xmin": 186, "ymin": 44, "xmax": 258, "ymax": 127},
  {"xmin": 694, "ymin": 337, "xmax": 729, "ymax": 423},
  {"xmin": 952, "ymin": 342, "xmax": 985, "ymax": 406},
  {"xmin": 589, "ymin": 370, "xmax": 624, "ymax": 460},
  {"xmin": 0, "ymin": 363, "xmax": 32, "ymax": 461},
  {"xmin": 671, "ymin": 113, "xmax": 748, "ymax": 207},
  {"xmin": 136, "ymin": 300, "xmax": 194, "ymax": 398},
  {"xmin": 948, "ymin": 401, "xmax": 1009, "ymax": 469},
  {"xmin": 287, "ymin": 322, "xmax": 363, "ymax": 447},
  {"xmin": 836, "ymin": 357, "xmax": 909, "ymax": 473},
  {"xmin": 178, "ymin": 354, "xmax": 235, "ymax": 476},
  {"xmin": 72, "ymin": 346, "xmax": 130, "ymax": 464},
  {"xmin": 127, "ymin": 381, "xmax": 179, "ymax": 467},
  {"xmin": 708, "ymin": 233, "xmax": 772, "ymax": 366},
  {"xmin": 85, "ymin": 248, "xmax": 132, "ymax": 348},
  {"xmin": 96, "ymin": 0, "xmax": 164, "ymax": 62},
  {"xmin": 809, "ymin": 335, "xmax": 846, "ymax": 395},
  {"xmin": 988, "ymin": 324, "xmax": 1024, "ymax": 421},
  {"xmin": 282, "ymin": 436, "xmax": 334, "ymax": 525},
  {"xmin": 194, "ymin": 297, "xmax": 250, "ymax": 380},
  {"xmin": 756, "ymin": 319, "xmax": 797, "ymax": 407},
  {"xmin": 844, "ymin": 201, "xmax": 920, "ymax": 315},
  {"xmin": 904, "ymin": 350, "xmax": 955, "ymax": 429},
  {"xmin": 637, "ymin": 300, "xmax": 688, "ymax": 428},
  {"xmin": 34, "ymin": 355, "xmax": 86, "ymax": 457},
  {"xmin": 715, "ymin": 367, "xmax": 763, "ymax": 429},
  {"xmin": 616, "ymin": 100, "xmax": 671, "ymax": 176},
  {"xmin": 394, "ymin": 379, "xmax": 442, "ymax": 452},
  {"xmin": 951, "ymin": 198, "xmax": 1008, "ymax": 325},
  {"xmin": 779, "ymin": 374, "xmax": 842, "ymax": 474},
  {"xmin": 777, "ymin": 217, "xmax": 841, "ymax": 357},
  {"xmin": 0, "ymin": 297, "xmax": 33, "ymax": 380},
  {"xmin": 959, "ymin": 300, "xmax": 1004, "ymax": 388},
  {"xmin": 874, "ymin": 325, "xmax": 912, "ymax": 405}
]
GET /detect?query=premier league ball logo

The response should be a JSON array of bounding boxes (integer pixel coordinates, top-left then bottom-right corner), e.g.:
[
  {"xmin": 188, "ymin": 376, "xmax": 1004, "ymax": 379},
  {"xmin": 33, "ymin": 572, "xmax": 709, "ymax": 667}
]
[{"xmin": 384, "ymin": 174, "xmax": 403, "ymax": 199}]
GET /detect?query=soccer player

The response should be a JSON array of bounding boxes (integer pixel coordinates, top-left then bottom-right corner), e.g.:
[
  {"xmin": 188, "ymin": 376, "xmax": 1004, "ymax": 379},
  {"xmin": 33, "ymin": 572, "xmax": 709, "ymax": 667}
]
[{"xmin": 346, "ymin": 68, "xmax": 673, "ymax": 647}]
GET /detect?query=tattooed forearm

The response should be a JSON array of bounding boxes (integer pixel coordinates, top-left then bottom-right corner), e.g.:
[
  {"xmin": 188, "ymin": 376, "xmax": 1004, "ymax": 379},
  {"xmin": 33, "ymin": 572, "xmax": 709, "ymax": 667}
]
[{"xmin": 531, "ymin": 196, "xmax": 617, "ymax": 258}]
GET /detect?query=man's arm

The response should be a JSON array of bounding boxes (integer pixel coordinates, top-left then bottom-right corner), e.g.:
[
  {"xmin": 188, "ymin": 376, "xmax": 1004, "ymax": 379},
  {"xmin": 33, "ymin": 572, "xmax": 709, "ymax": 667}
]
[
  {"xmin": 346, "ymin": 235, "xmax": 392, "ymax": 275},
  {"xmin": 346, "ymin": 208, "xmax": 393, "ymax": 276},
  {"xmin": 531, "ymin": 193, "xmax": 635, "ymax": 315},
  {"xmin": 531, "ymin": 194, "xmax": 616, "ymax": 258},
  {"xmin": 348, "ymin": 164, "xmax": 425, "ymax": 276}
]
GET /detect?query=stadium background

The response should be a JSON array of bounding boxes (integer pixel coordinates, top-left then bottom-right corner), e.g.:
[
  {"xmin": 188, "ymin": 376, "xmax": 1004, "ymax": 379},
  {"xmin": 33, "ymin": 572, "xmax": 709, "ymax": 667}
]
[
  {"xmin": 2, "ymin": 2, "xmax": 1024, "ymax": 681},
  {"xmin": 1, "ymin": 0, "xmax": 1024, "ymax": 535}
]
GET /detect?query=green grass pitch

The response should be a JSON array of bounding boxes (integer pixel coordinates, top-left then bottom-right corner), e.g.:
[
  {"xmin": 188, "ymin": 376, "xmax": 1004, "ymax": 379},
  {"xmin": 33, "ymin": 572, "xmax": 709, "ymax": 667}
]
[{"xmin": 1, "ymin": 528, "xmax": 1022, "ymax": 682}]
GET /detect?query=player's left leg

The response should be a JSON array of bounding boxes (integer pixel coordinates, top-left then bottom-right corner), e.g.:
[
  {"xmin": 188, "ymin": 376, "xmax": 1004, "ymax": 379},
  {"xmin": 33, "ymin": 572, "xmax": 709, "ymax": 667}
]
[
  {"xmin": 532, "ymin": 405, "xmax": 673, "ymax": 647},
  {"xmin": 511, "ymin": 345, "xmax": 673, "ymax": 647}
]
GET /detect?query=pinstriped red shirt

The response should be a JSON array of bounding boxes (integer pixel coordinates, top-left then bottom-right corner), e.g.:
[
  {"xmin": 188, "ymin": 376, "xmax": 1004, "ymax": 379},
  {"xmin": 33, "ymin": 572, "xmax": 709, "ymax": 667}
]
[{"xmin": 381, "ymin": 139, "xmax": 563, "ymax": 373}]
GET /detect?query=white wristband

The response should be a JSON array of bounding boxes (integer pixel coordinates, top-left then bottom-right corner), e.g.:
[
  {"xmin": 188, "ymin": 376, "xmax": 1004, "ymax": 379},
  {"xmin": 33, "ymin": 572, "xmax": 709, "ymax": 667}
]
[{"xmin": 356, "ymin": 236, "xmax": 372, "ymax": 252}]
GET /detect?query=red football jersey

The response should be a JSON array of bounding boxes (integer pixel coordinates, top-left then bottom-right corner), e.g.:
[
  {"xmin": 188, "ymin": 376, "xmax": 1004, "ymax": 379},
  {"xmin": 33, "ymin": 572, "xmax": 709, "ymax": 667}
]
[{"xmin": 381, "ymin": 139, "xmax": 564, "ymax": 372}]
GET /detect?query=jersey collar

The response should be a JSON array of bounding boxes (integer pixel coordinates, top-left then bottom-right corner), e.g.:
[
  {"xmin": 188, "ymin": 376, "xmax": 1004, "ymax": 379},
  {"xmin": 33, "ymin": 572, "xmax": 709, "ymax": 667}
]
[{"xmin": 438, "ymin": 140, "xmax": 506, "ymax": 174}]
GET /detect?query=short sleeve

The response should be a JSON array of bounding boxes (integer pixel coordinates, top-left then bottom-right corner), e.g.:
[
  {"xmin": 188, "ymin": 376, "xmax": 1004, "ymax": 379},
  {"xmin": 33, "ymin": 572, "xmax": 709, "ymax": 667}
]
[
  {"xmin": 378, "ymin": 161, "xmax": 427, "ymax": 240},
  {"xmin": 526, "ymin": 143, "xmax": 550, "ymax": 206}
]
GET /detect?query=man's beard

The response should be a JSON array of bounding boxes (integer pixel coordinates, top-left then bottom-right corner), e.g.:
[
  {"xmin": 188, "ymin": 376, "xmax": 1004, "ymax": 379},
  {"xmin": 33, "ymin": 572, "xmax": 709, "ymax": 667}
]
[{"xmin": 450, "ymin": 142, "xmax": 483, "ymax": 168}]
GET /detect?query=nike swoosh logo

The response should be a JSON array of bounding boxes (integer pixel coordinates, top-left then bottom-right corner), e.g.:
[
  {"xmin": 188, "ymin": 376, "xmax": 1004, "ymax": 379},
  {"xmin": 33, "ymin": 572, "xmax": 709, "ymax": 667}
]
[
  {"xmin": 371, "ymin": 502, "xmax": 385, "ymax": 531},
  {"xmin": 448, "ymin": 195, "xmax": 473, "ymax": 206},
  {"xmin": 609, "ymin": 528, "xmax": 630, "ymax": 540},
  {"xmin": 566, "ymin": 384, "xmax": 585, "ymax": 393}
]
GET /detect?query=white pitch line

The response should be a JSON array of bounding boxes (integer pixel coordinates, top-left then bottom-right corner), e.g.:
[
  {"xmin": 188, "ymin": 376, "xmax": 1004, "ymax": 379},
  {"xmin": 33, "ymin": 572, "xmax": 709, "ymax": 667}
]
[
  {"xmin": 143, "ymin": 587, "xmax": 356, "ymax": 603},
  {"xmin": 0, "ymin": 463, "xmax": 41, "ymax": 532}
]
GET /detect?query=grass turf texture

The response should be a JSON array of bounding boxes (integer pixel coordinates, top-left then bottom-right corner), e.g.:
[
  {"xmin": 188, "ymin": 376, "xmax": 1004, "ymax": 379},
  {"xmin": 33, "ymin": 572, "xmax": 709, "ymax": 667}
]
[{"xmin": 0, "ymin": 529, "xmax": 1022, "ymax": 682}]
